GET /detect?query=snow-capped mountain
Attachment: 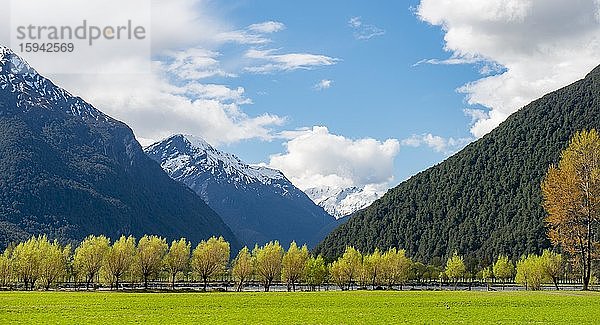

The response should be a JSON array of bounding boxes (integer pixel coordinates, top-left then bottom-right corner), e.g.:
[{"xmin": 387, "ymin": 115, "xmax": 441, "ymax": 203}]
[
  {"xmin": 0, "ymin": 47, "xmax": 110, "ymax": 122},
  {"xmin": 145, "ymin": 135, "xmax": 340, "ymax": 247},
  {"xmin": 0, "ymin": 46, "xmax": 239, "ymax": 248},
  {"xmin": 146, "ymin": 134, "xmax": 289, "ymax": 191},
  {"xmin": 305, "ymin": 186, "xmax": 384, "ymax": 219}
]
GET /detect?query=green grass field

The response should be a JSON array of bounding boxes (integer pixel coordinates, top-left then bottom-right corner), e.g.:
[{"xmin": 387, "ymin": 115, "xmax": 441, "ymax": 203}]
[{"xmin": 0, "ymin": 290, "xmax": 598, "ymax": 324}]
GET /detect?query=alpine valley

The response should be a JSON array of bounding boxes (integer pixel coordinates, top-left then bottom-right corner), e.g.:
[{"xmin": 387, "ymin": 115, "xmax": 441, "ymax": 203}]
[
  {"xmin": 316, "ymin": 64, "xmax": 600, "ymax": 264},
  {"xmin": 0, "ymin": 47, "xmax": 239, "ymax": 248},
  {"xmin": 145, "ymin": 135, "xmax": 342, "ymax": 248}
]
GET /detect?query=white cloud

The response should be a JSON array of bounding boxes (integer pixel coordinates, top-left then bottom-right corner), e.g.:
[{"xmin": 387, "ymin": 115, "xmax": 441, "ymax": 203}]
[
  {"xmin": 314, "ymin": 79, "xmax": 333, "ymax": 91},
  {"xmin": 268, "ymin": 126, "xmax": 400, "ymax": 190},
  {"xmin": 215, "ymin": 21, "xmax": 286, "ymax": 45},
  {"xmin": 214, "ymin": 30, "xmax": 271, "ymax": 45},
  {"xmin": 177, "ymin": 83, "xmax": 252, "ymax": 105},
  {"xmin": 401, "ymin": 134, "xmax": 472, "ymax": 154},
  {"xmin": 248, "ymin": 21, "xmax": 286, "ymax": 34},
  {"xmin": 348, "ymin": 16, "xmax": 386, "ymax": 40},
  {"xmin": 161, "ymin": 48, "xmax": 235, "ymax": 80},
  {"xmin": 417, "ymin": 0, "xmax": 600, "ymax": 138},
  {"xmin": 59, "ymin": 70, "xmax": 285, "ymax": 147},
  {"xmin": 245, "ymin": 49, "xmax": 339, "ymax": 73}
]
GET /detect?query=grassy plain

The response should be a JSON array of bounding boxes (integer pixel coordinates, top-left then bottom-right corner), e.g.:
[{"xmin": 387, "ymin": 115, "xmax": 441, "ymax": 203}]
[{"xmin": 0, "ymin": 290, "xmax": 598, "ymax": 324}]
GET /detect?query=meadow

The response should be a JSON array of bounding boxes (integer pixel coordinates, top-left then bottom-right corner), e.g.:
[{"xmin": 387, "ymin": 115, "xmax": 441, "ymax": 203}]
[{"xmin": 0, "ymin": 290, "xmax": 598, "ymax": 324}]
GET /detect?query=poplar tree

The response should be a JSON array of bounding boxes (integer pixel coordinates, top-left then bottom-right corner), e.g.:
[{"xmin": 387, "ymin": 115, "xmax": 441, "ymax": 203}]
[
  {"xmin": 282, "ymin": 242, "xmax": 309, "ymax": 292},
  {"xmin": 445, "ymin": 251, "xmax": 466, "ymax": 290},
  {"xmin": 493, "ymin": 255, "xmax": 515, "ymax": 289},
  {"xmin": 253, "ymin": 241, "xmax": 284, "ymax": 292},
  {"xmin": 103, "ymin": 235, "xmax": 136, "ymax": 290},
  {"xmin": 137, "ymin": 235, "xmax": 168, "ymax": 290},
  {"xmin": 74, "ymin": 235, "xmax": 110, "ymax": 289},
  {"xmin": 232, "ymin": 246, "xmax": 253, "ymax": 292},
  {"xmin": 542, "ymin": 129, "xmax": 600, "ymax": 290},
  {"xmin": 191, "ymin": 236, "xmax": 230, "ymax": 291},
  {"xmin": 164, "ymin": 238, "xmax": 191, "ymax": 290}
]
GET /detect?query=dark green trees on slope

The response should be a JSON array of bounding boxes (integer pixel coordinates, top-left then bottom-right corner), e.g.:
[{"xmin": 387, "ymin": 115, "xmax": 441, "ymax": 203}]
[{"xmin": 316, "ymin": 64, "xmax": 600, "ymax": 264}]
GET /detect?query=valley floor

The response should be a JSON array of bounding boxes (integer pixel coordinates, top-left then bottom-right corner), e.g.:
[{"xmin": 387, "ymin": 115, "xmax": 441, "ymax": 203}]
[{"xmin": 0, "ymin": 290, "xmax": 599, "ymax": 324}]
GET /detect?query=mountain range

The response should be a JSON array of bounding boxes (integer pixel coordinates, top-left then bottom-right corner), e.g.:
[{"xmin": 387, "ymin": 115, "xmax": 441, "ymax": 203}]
[
  {"xmin": 316, "ymin": 64, "xmax": 600, "ymax": 264},
  {"xmin": 0, "ymin": 47, "xmax": 239, "ymax": 248},
  {"xmin": 145, "ymin": 135, "xmax": 341, "ymax": 247}
]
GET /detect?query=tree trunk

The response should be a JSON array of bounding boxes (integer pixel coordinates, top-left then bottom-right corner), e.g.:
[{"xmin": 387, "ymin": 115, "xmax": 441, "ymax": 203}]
[
  {"xmin": 144, "ymin": 275, "xmax": 148, "ymax": 290},
  {"xmin": 171, "ymin": 273, "xmax": 176, "ymax": 290},
  {"xmin": 203, "ymin": 276, "xmax": 208, "ymax": 291},
  {"xmin": 583, "ymin": 220, "xmax": 592, "ymax": 291},
  {"xmin": 553, "ymin": 278, "xmax": 559, "ymax": 291},
  {"xmin": 237, "ymin": 280, "xmax": 243, "ymax": 292}
]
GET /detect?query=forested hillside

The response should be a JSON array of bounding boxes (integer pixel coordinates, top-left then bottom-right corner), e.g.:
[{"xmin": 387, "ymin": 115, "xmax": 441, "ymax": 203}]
[{"xmin": 316, "ymin": 64, "xmax": 600, "ymax": 264}]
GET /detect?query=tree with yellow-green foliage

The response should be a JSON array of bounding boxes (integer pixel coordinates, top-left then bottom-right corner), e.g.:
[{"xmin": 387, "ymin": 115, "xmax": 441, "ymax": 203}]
[
  {"xmin": 74, "ymin": 235, "xmax": 110, "ymax": 289},
  {"xmin": 381, "ymin": 248, "xmax": 412, "ymax": 290},
  {"xmin": 516, "ymin": 254, "xmax": 549, "ymax": 290},
  {"xmin": 363, "ymin": 248, "xmax": 383, "ymax": 289},
  {"xmin": 0, "ymin": 249, "xmax": 11, "ymax": 288},
  {"xmin": 232, "ymin": 246, "xmax": 253, "ymax": 292},
  {"xmin": 38, "ymin": 238, "xmax": 70, "ymax": 290},
  {"xmin": 137, "ymin": 235, "xmax": 168, "ymax": 290},
  {"xmin": 542, "ymin": 129, "xmax": 600, "ymax": 290},
  {"xmin": 493, "ymin": 255, "xmax": 515, "ymax": 289},
  {"xmin": 540, "ymin": 250, "xmax": 563, "ymax": 290},
  {"xmin": 12, "ymin": 236, "xmax": 43, "ymax": 290},
  {"xmin": 445, "ymin": 251, "xmax": 466, "ymax": 290},
  {"xmin": 282, "ymin": 242, "xmax": 309, "ymax": 292},
  {"xmin": 304, "ymin": 255, "xmax": 328, "ymax": 291},
  {"xmin": 191, "ymin": 236, "xmax": 230, "ymax": 291},
  {"xmin": 481, "ymin": 267, "xmax": 493, "ymax": 290},
  {"xmin": 103, "ymin": 235, "xmax": 136, "ymax": 290},
  {"xmin": 164, "ymin": 238, "xmax": 191, "ymax": 290},
  {"xmin": 339, "ymin": 246, "xmax": 362, "ymax": 290},
  {"xmin": 253, "ymin": 241, "xmax": 284, "ymax": 292},
  {"xmin": 329, "ymin": 259, "xmax": 347, "ymax": 290}
]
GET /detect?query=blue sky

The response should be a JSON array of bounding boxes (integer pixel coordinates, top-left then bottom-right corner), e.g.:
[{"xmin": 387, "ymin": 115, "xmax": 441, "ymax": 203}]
[{"xmin": 203, "ymin": 0, "xmax": 482, "ymax": 185}]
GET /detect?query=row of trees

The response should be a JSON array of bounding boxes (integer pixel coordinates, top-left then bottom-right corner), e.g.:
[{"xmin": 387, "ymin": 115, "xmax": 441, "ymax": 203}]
[
  {"xmin": 0, "ymin": 233, "xmax": 576, "ymax": 292},
  {"xmin": 0, "ymin": 234, "xmax": 327, "ymax": 292}
]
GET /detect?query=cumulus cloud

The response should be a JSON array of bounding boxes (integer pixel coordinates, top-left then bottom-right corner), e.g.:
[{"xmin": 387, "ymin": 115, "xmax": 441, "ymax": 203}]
[
  {"xmin": 348, "ymin": 16, "xmax": 386, "ymax": 40},
  {"xmin": 314, "ymin": 79, "xmax": 333, "ymax": 91},
  {"xmin": 244, "ymin": 49, "xmax": 339, "ymax": 73},
  {"xmin": 417, "ymin": 0, "xmax": 600, "ymax": 138},
  {"xmin": 268, "ymin": 126, "xmax": 400, "ymax": 190},
  {"xmin": 401, "ymin": 134, "xmax": 472, "ymax": 155}
]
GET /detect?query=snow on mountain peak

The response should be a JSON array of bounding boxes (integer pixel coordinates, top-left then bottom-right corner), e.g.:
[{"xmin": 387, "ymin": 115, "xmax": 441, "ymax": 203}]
[
  {"xmin": 0, "ymin": 46, "xmax": 109, "ymax": 122},
  {"xmin": 0, "ymin": 46, "xmax": 38, "ymax": 79},
  {"xmin": 146, "ymin": 134, "xmax": 287, "ymax": 187},
  {"xmin": 305, "ymin": 185, "xmax": 384, "ymax": 219}
]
